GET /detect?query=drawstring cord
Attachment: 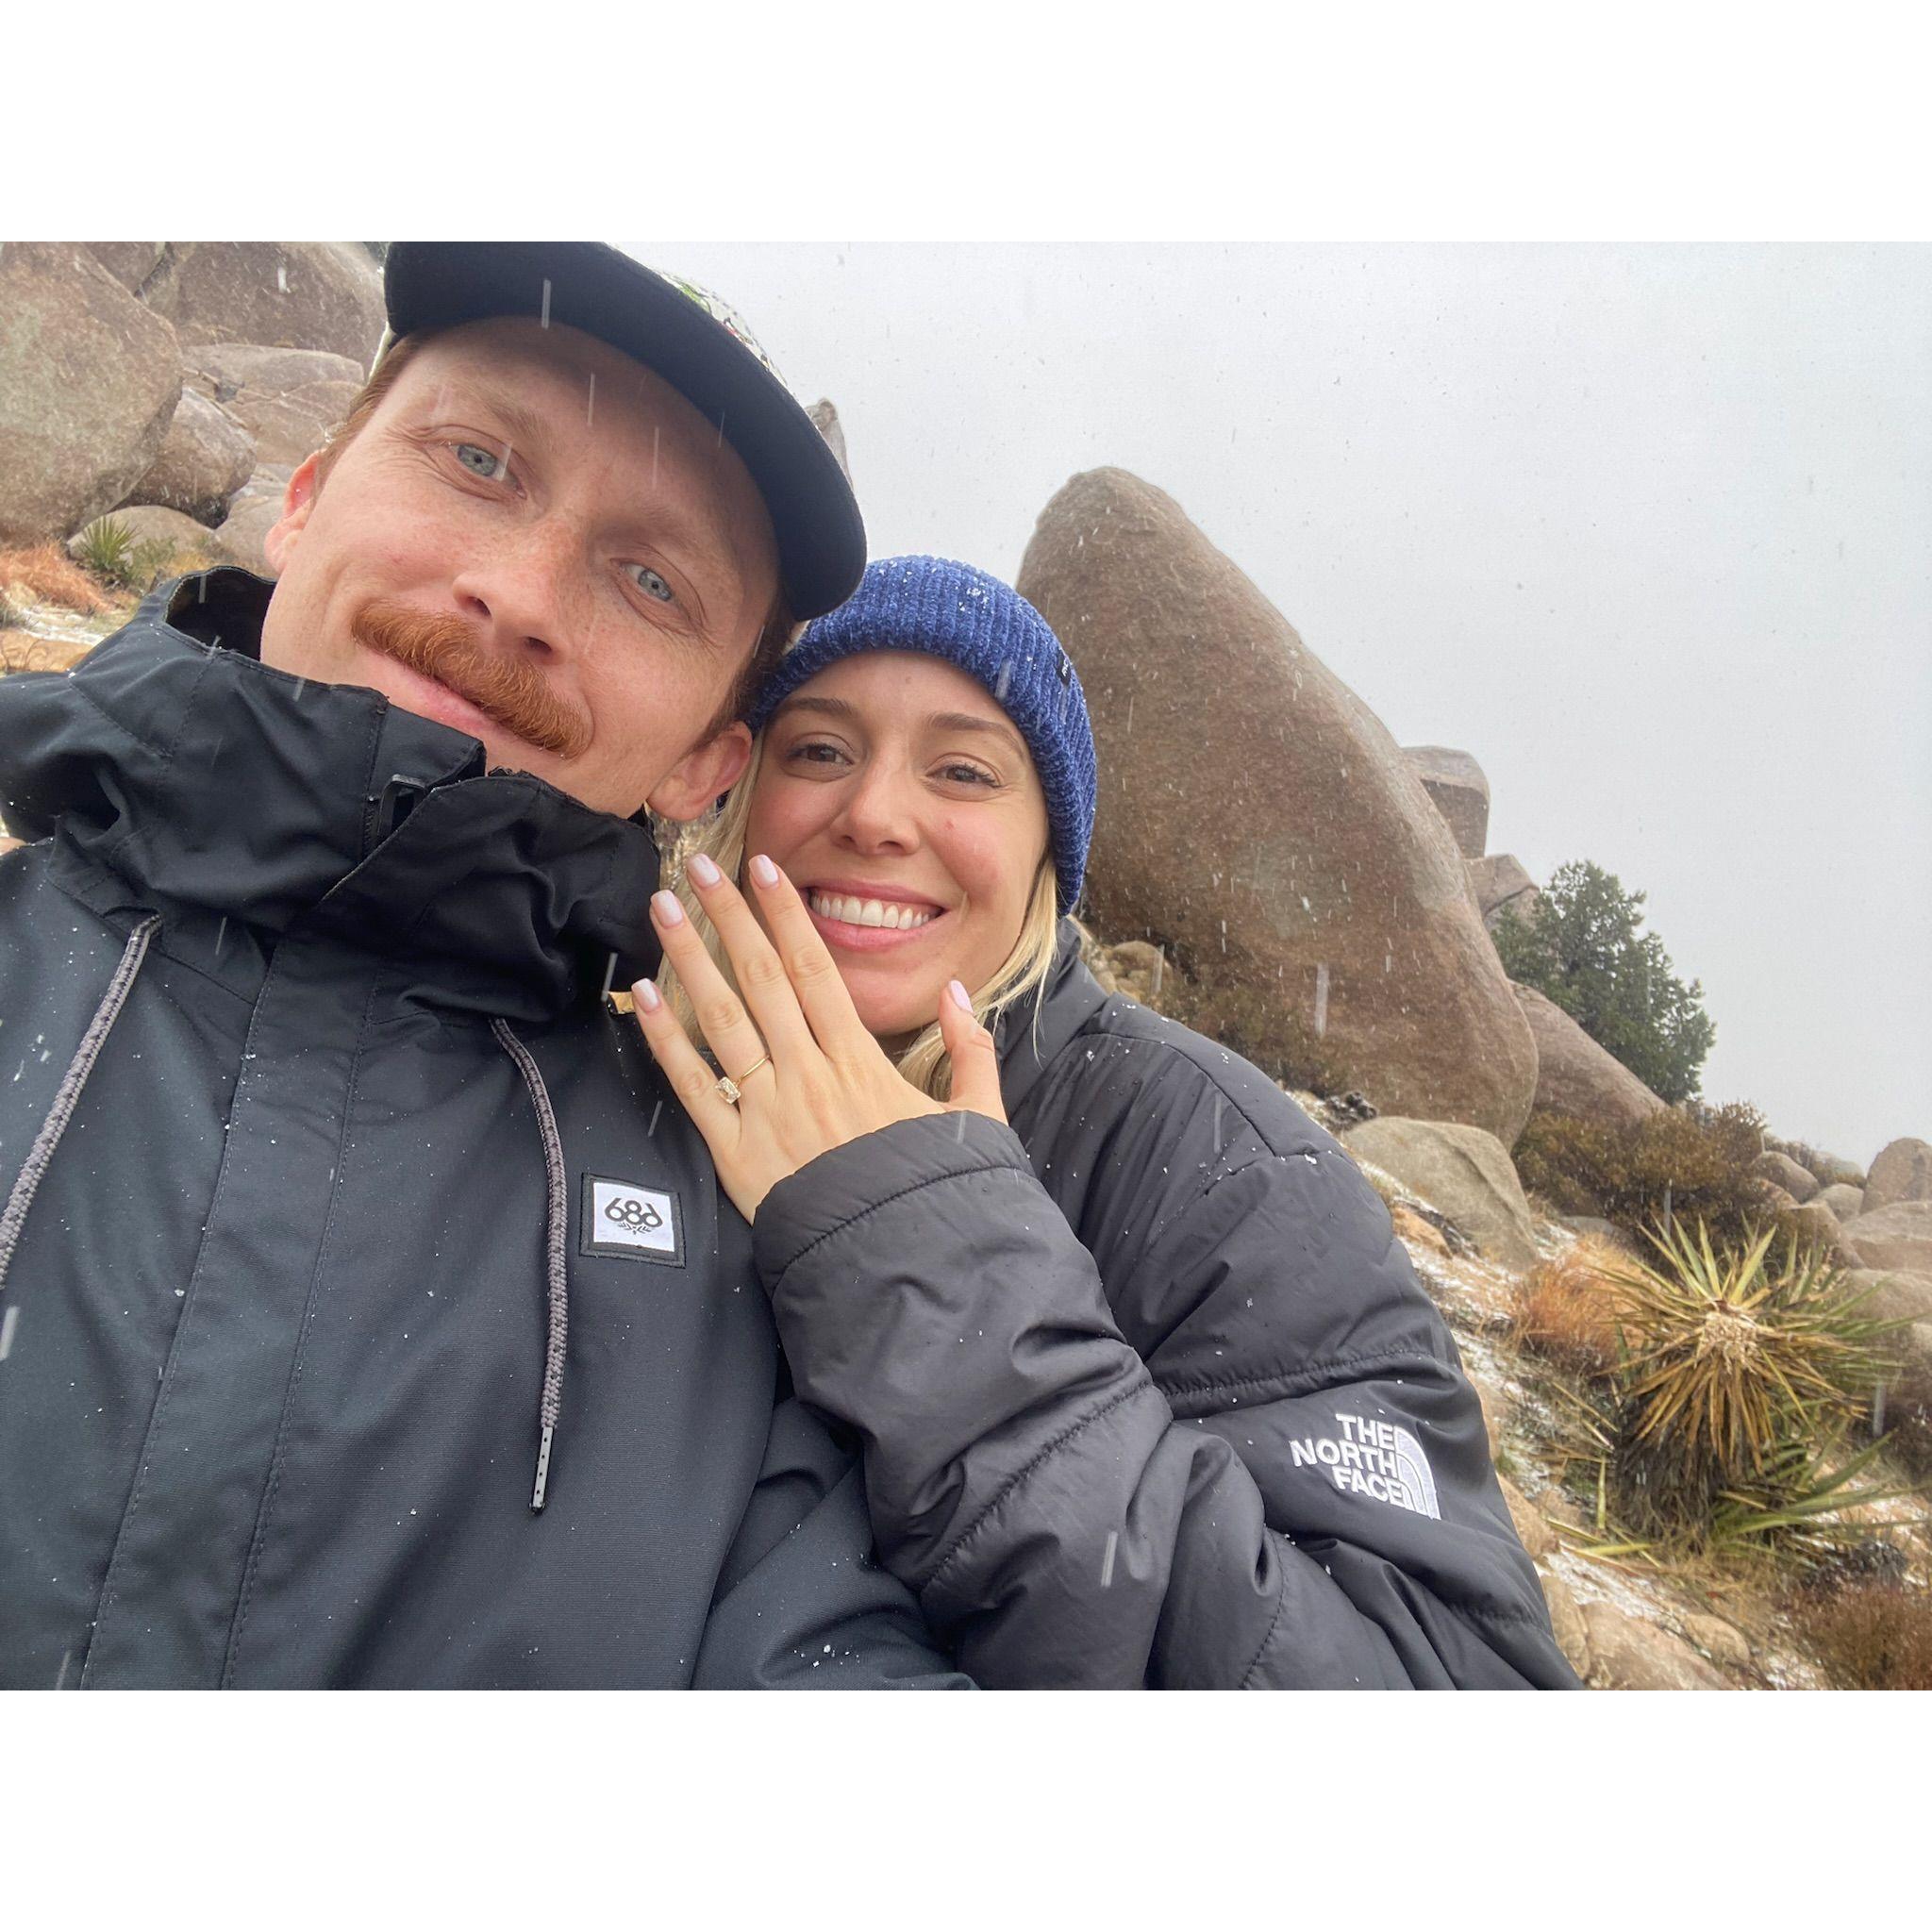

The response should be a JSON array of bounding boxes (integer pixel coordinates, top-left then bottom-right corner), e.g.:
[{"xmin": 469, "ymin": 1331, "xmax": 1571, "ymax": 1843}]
[
  {"xmin": 0, "ymin": 914, "xmax": 160, "ymax": 1297},
  {"xmin": 1, "ymin": 920, "xmax": 576, "ymax": 1514},
  {"xmin": 490, "ymin": 1017, "xmax": 570, "ymax": 1512}
]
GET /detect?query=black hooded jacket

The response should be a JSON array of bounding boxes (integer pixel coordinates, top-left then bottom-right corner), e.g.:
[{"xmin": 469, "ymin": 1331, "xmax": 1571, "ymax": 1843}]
[
  {"xmin": 0, "ymin": 571, "xmax": 965, "ymax": 1689},
  {"xmin": 751, "ymin": 927, "xmax": 1580, "ymax": 1688}
]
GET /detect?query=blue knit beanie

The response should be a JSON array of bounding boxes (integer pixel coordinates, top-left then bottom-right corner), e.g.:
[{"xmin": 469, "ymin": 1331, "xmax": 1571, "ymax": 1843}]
[{"xmin": 746, "ymin": 556, "xmax": 1097, "ymax": 914}]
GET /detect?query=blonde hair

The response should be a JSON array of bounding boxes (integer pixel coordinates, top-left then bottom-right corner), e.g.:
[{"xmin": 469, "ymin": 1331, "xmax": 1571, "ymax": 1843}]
[{"xmin": 657, "ymin": 730, "xmax": 1065, "ymax": 1100}]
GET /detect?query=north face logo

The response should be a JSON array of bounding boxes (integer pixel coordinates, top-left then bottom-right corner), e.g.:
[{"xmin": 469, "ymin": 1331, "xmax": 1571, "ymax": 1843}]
[{"xmin": 1290, "ymin": 1412, "xmax": 1441, "ymax": 1518}]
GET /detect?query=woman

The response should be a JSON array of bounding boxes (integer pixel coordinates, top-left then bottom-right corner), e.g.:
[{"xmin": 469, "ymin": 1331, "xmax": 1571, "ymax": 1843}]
[{"xmin": 632, "ymin": 554, "xmax": 1576, "ymax": 1689}]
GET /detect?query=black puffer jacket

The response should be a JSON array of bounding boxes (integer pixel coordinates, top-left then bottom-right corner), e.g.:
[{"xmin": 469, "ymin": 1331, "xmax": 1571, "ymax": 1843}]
[
  {"xmin": 753, "ymin": 925, "xmax": 1579, "ymax": 1688},
  {"xmin": 0, "ymin": 572, "xmax": 965, "ymax": 1690}
]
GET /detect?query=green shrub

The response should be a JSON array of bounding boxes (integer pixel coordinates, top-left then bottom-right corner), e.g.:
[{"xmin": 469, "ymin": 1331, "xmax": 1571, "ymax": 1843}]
[
  {"xmin": 72, "ymin": 519, "xmax": 184, "ymax": 594},
  {"xmin": 1494, "ymin": 859, "xmax": 1715, "ymax": 1103},
  {"xmin": 0, "ymin": 592, "xmax": 25, "ymax": 631},
  {"xmin": 1514, "ymin": 1100, "xmax": 1795, "ymax": 1253},
  {"xmin": 73, "ymin": 516, "xmax": 138, "ymax": 586}
]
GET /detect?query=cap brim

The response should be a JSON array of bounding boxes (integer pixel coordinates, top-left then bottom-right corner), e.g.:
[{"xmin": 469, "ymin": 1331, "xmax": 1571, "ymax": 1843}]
[{"xmin": 383, "ymin": 242, "xmax": 864, "ymax": 620}]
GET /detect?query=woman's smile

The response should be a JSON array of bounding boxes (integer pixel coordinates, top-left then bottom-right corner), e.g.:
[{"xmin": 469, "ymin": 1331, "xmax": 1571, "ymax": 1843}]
[{"xmin": 802, "ymin": 876, "xmax": 948, "ymax": 951}]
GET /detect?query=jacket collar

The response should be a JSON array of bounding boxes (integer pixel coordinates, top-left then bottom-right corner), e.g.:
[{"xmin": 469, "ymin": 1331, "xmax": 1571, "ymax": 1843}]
[
  {"xmin": 994, "ymin": 917, "xmax": 1112, "ymax": 1119},
  {"xmin": 0, "ymin": 569, "xmax": 664, "ymax": 1021}
]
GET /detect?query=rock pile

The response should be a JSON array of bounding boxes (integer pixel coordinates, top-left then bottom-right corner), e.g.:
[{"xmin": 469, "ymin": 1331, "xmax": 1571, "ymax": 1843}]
[
  {"xmin": 1018, "ymin": 466, "xmax": 1540, "ymax": 1145},
  {"xmin": 0, "ymin": 242, "xmax": 386, "ymax": 569}
]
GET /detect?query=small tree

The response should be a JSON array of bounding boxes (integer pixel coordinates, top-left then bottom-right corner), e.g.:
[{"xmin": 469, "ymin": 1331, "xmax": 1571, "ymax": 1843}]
[{"xmin": 1494, "ymin": 859, "xmax": 1715, "ymax": 1104}]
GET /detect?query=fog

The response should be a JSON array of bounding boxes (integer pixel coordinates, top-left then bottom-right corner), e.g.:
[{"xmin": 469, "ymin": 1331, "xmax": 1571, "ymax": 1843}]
[{"xmin": 651, "ymin": 242, "xmax": 1931, "ymax": 1165}]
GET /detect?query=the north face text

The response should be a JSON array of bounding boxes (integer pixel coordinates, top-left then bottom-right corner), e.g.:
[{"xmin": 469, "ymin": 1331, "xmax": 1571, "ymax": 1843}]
[{"xmin": 1290, "ymin": 1412, "xmax": 1441, "ymax": 1518}]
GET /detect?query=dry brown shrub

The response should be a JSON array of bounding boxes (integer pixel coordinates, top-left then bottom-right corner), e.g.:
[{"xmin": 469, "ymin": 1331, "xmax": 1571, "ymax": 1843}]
[
  {"xmin": 1511, "ymin": 1237, "xmax": 1628, "ymax": 1374},
  {"xmin": 0, "ymin": 544, "xmax": 117, "ymax": 615},
  {"xmin": 1790, "ymin": 1581, "xmax": 1932, "ymax": 1690}
]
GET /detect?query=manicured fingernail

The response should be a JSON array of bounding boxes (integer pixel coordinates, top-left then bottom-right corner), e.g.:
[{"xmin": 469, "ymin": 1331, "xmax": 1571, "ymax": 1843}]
[
  {"xmin": 949, "ymin": 978, "xmax": 973, "ymax": 1012},
  {"xmin": 652, "ymin": 890, "xmax": 685, "ymax": 926},
  {"xmin": 688, "ymin": 853, "xmax": 722, "ymax": 888},
  {"xmin": 632, "ymin": 978, "xmax": 662, "ymax": 1012},
  {"xmin": 749, "ymin": 853, "xmax": 778, "ymax": 888}
]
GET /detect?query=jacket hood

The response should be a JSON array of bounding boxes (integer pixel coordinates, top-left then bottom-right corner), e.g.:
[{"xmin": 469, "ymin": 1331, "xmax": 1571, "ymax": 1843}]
[{"xmin": 0, "ymin": 569, "xmax": 663, "ymax": 1021}]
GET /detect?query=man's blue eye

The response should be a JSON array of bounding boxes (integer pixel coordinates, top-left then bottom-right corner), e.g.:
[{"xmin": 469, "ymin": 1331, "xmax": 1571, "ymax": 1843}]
[
  {"xmin": 628, "ymin": 565, "xmax": 675, "ymax": 604},
  {"xmin": 455, "ymin": 442, "xmax": 506, "ymax": 480}
]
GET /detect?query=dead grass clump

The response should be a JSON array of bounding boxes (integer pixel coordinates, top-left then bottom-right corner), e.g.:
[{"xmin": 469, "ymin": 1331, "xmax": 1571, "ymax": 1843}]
[
  {"xmin": 1790, "ymin": 1580, "xmax": 1932, "ymax": 1690},
  {"xmin": 1512, "ymin": 1239, "xmax": 1627, "ymax": 1374},
  {"xmin": 0, "ymin": 543, "xmax": 117, "ymax": 615}
]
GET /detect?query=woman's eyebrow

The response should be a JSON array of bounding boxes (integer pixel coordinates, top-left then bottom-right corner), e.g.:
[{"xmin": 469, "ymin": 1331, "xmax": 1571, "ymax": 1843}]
[
  {"xmin": 773, "ymin": 696, "xmax": 1026, "ymax": 759},
  {"xmin": 773, "ymin": 694, "xmax": 856, "ymax": 721},
  {"xmin": 926, "ymin": 712, "xmax": 1028, "ymax": 758}
]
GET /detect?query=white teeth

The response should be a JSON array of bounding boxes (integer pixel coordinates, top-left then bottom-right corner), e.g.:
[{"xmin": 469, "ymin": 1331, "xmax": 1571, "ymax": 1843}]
[{"xmin": 809, "ymin": 891, "xmax": 935, "ymax": 931}]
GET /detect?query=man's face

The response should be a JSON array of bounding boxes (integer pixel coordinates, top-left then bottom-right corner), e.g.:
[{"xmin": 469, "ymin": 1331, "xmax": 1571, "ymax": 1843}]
[{"xmin": 258, "ymin": 317, "xmax": 777, "ymax": 821}]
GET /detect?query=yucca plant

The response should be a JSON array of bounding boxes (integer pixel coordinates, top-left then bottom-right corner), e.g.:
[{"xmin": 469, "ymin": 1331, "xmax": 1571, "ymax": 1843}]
[
  {"xmin": 73, "ymin": 515, "xmax": 138, "ymax": 586},
  {"xmin": 1602, "ymin": 1219, "xmax": 1902, "ymax": 1542}
]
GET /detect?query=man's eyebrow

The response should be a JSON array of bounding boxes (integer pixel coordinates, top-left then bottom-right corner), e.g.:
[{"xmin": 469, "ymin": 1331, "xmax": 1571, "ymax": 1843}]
[
  {"xmin": 772, "ymin": 694, "xmax": 1029, "ymax": 760},
  {"xmin": 420, "ymin": 380, "xmax": 552, "ymax": 458}
]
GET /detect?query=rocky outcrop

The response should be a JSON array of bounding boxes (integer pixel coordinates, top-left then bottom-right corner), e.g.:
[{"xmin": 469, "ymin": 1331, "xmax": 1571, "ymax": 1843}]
[
  {"xmin": 1782, "ymin": 1198, "xmax": 1845, "ymax": 1257},
  {"xmin": 1863, "ymin": 1139, "xmax": 1932, "ymax": 1215},
  {"xmin": 121, "ymin": 388, "xmax": 256, "ymax": 524},
  {"xmin": 1844, "ymin": 1267, "xmax": 1932, "ymax": 1328},
  {"xmin": 1782, "ymin": 1143, "xmax": 1866, "ymax": 1191},
  {"xmin": 1341, "ymin": 1117, "xmax": 1540, "ymax": 1270},
  {"xmin": 1844, "ymin": 1202, "xmax": 1932, "ymax": 1277},
  {"xmin": 1539, "ymin": 1570, "xmax": 1591, "ymax": 1678},
  {"xmin": 138, "ymin": 243, "xmax": 385, "ymax": 366},
  {"xmin": 1496, "ymin": 1474, "xmax": 1556, "ymax": 1558},
  {"xmin": 1819, "ymin": 1183, "xmax": 1866, "ymax": 1220},
  {"xmin": 1470, "ymin": 853, "xmax": 1541, "ymax": 933},
  {"xmin": 85, "ymin": 242, "xmax": 166, "ymax": 294},
  {"xmin": 1018, "ymin": 468, "xmax": 1539, "ymax": 1143},
  {"xmin": 68, "ymin": 505, "xmax": 217, "ymax": 560},
  {"xmin": 1581, "ymin": 1602, "xmax": 1729, "ymax": 1690},
  {"xmin": 1402, "ymin": 745, "xmax": 1490, "ymax": 858},
  {"xmin": 209, "ymin": 466, "xmax": 293, "ymax": 575},
  {"xmin": 1752, "ymin": 1150, "xmax": 1820, "ymax": 1203},
  {"xmin": 1512, "ymin": 983, "xmax": 1666, "ymax": 1127},
  {"xmin": 0, "ymin": 243, "xmax": 183, "ymax": 543},
  {"xmin": 183, "ymin": 344, "xmax": 362, "ymax": 470}
]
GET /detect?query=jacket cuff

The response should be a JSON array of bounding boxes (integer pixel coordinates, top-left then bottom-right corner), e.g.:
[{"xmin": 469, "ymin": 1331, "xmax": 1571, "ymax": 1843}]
[{"xmin": 754, "ymin": 1110, "xmax": 1038, "ymax": 1283}]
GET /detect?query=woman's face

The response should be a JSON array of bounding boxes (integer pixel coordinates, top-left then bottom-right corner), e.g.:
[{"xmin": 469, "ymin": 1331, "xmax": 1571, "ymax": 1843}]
[{"xmin": 743, "ymin": 651, "xmax": 1050, "ymax": 1046}]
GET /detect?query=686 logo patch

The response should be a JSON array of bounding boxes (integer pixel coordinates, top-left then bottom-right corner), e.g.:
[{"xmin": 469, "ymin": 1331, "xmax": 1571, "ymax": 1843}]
[{"xmin": 581, "ymin": 1174, "xmax": 683, "ymax": 1265}]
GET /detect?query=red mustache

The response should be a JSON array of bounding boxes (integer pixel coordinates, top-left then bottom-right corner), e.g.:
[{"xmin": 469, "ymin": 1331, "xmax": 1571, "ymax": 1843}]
[{"xmin": 353, "ymin": 599, "xmax": 591, "ymax": 759}]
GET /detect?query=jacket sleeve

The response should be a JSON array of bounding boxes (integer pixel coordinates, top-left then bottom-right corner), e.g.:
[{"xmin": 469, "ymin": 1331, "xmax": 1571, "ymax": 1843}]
[
  {"xmin": 753, "ymin": 1108, "xmax": 1576, "ymax": 1689},
  {"xmin": 691, "ymin": 1394, "xmax": 973, "ymax": 1689}
]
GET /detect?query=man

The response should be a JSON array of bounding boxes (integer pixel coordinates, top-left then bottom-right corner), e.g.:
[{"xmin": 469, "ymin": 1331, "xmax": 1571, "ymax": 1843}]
[{"xmin": 0, "ymin": 242, "xmax": 966, "ymax": 1687}]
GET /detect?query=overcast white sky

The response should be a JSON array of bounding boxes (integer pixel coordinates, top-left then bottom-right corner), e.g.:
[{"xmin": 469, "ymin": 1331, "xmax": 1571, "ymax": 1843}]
[{"xmin": 653, "ymin": 243, "xmax": 1930, "ymax": 1166}]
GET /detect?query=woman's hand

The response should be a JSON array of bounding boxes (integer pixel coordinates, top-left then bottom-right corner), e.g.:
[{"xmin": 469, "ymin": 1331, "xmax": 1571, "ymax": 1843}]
[{"xmin": 631, "ymin": 852, "xmax": 1007, "ymax": 1223}]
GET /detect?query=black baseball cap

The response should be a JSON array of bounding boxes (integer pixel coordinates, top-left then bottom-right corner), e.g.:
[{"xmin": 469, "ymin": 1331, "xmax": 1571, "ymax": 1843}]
[{"xmin": 379, "ymin": 242, "xmax": 864, "ymax": 620}]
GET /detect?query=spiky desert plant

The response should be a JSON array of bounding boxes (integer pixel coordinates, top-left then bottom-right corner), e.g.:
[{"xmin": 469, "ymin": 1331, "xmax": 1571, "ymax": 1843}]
[
  {"xmin": 73, "ymin": 515, "xmax": 138, "ymax": 586},
  {"xmin": 1605, "ymin": 1219, "xmax": 1901, "ymax": 1540}
]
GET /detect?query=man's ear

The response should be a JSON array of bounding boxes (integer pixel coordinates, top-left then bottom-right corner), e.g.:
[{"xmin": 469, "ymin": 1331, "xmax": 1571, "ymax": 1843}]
[
  {"xmin": 647, "ymin": 721, "xmax": 753, "ymax": 824},
  {"xmin": 262, "ymin": 453, "xmax": 324, "ymax": 577}
]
